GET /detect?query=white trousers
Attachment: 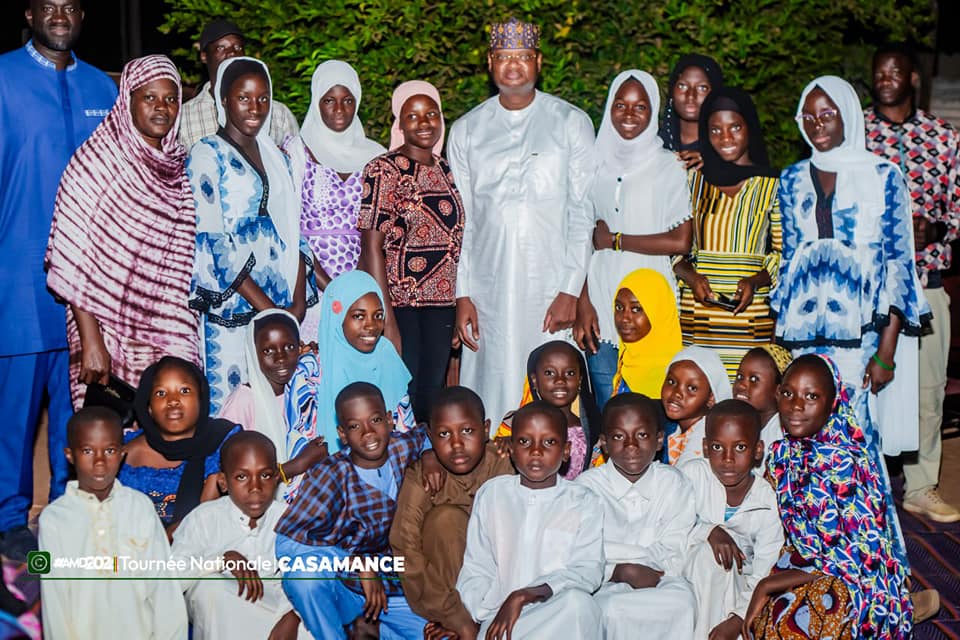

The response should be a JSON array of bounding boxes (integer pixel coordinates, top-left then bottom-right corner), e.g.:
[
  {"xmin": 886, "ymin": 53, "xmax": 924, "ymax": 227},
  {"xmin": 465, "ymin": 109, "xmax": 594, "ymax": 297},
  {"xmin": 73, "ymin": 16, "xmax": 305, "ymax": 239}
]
[
  {"xmin": 595, "ymin": 576, "xmax": 696, "ymax": 640},
  {"xmin": 478, "ymin": 589, "xmax": 602, "ymax": 640},
  {"xmin": 186, "ymin": 579, "xmax": 312, "ymax": 640}
]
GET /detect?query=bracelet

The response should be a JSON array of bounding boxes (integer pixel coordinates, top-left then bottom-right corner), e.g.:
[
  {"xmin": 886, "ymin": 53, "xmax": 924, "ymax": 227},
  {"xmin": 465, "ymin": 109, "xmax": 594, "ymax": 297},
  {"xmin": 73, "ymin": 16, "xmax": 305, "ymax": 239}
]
[
  {"xmin": 613, "ymin": 232, "xmax": 623, "ymax": 252},
  {"xmin": 278, "ymin": 463, "xmax": 291, "ymax": 485},
  {"xmin": 871, "ymin": 353, "xmax": 896, "ymax": 371}
]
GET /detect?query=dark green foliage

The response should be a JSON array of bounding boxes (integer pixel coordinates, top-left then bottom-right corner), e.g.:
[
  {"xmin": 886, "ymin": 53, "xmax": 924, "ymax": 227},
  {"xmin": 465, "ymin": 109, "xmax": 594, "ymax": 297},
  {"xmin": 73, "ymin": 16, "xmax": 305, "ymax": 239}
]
[{"xmin": 161, "ymin": 0, "xmax": 932, "ymax": 167}]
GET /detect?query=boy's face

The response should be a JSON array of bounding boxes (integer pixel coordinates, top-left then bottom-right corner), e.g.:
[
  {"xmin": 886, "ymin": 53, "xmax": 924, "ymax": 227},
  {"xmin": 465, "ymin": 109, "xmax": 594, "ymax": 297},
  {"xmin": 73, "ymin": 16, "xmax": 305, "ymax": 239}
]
[
  {"xmin": 662, "ymin": 361, "xmax": 714, "ymax": 427},
  {"xmin": 337, "ymin": 394, "xmax": 394, "ymax": 468},
  {"xmin": 218, "ymin": 444, "xmax": 279, "ymax": 524},
  {"xmin": 428, "ymin": 403, "xmax": 489, "ymax": 475},
  {"xmin": 703, "ymin": 416, "xmax": 763, "ymax": 489},
  {"xmin": 778, "ymin": 363, "xmax": 833, "ymax": 439},
  {"xmin": 510, "ymin": 412, "xmax": 569, "ymax": 489},
  {"xmin": 733, "ymin": 351, "xmax": 779, "ymax": 417},
  {"xmin": 601, "ymin": 406, "xmax": 662, "ymax": 482},
  {"xmin": 531, "ymin": 348, "xmax": 580, "ymax": 409},
  {"xmin": 255, "ymin": 323, "xmax": 299, "ymax": 393},
  {"xmin": 64, "ymin": 419, "xmax": 125, "ymax": 502}
]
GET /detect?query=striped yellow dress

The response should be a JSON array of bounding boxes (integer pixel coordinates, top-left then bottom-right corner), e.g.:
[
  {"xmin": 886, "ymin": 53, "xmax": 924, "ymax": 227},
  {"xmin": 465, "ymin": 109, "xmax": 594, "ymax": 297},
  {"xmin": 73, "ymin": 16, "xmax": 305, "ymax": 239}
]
[{"xmin": 679, "ymin": 172, "xmax": 782, "ymax": 380}]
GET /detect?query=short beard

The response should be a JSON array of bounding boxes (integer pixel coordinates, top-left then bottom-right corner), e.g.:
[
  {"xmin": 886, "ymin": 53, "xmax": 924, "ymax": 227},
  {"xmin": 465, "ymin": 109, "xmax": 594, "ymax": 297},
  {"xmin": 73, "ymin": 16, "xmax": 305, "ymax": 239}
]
[{"xmin": 33, "ymin": 27, "xmax": 80, "ymax": 53}]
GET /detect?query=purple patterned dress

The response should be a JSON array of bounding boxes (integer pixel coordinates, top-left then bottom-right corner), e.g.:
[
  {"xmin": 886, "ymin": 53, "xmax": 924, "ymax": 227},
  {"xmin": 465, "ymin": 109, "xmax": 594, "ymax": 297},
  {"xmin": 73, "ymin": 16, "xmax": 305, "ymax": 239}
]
[{"xmin": 298, "ymin": 159, "xmax": 364, "ymax": 340}]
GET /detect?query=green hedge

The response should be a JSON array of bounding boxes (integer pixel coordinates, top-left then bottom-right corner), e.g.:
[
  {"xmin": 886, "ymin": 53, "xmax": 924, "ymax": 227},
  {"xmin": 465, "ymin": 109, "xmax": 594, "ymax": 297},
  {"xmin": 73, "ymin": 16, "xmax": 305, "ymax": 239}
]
[{"xmin": 161, "ymin": 0, "xmax": 932, "ymax": 168}]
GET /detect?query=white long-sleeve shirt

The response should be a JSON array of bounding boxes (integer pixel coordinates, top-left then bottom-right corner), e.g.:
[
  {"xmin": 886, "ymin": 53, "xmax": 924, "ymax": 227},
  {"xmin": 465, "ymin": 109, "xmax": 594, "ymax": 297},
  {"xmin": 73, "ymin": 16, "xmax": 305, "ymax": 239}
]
[
  {"xmin": 577, "ymin": 460, "xmax": 695, "ymax": 579},
  {"xmin": 38, "ymin": 480, "xmax": 188, "ymax": 640},
  {"xmin": 680, "ymin": 458, "xmax": 784, "ymax": 619},
  {"xmin": 447, "ymin": 90, "xmax": 596, "ymax": 426},
  {"xmin": 456, "ymin": 475, "xmax": 605, "ymax": 623}
]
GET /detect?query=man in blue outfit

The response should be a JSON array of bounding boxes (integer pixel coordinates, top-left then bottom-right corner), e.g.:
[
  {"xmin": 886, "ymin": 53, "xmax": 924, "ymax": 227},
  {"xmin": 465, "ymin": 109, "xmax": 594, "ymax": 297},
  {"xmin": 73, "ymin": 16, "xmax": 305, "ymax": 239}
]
[{"xmin": 0, "ymin": 0, "xmax": 116, "ymax": 561}]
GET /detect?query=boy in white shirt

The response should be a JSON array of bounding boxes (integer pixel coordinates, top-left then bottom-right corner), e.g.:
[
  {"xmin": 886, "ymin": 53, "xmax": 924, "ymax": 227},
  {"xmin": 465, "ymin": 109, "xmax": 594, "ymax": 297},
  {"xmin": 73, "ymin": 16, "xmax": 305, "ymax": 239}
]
[
  {"xmin": 39, "ymin": 407, "xmax": 187, "ymax": 640},
  {"xmin": 577, "ymin": 392, "xmax": 697, "ymax": 639},
  {"xmin": 171, "ymin": 431, "xmax": 307, "ymax": 639},
  {"xmin": 456, "ymin": 401, "xmax": 604, "ymax": 640},
  {"xmin": 681, "ymin": 400, "xmax": 783, "ymax": 640}
]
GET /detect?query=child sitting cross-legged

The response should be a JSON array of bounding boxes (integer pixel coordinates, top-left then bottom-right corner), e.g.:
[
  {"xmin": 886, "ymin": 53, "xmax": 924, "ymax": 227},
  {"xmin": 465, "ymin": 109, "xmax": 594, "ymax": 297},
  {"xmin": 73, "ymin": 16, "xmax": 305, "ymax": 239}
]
[
  {"xmin": 680, "ymin": 399, "xmax": 782, "ymax": 640},
  {"xmin": 275, "ymin": 381, "xmax": 433, "ymax": 639},
  {"xmin": 457, "ymin": 401, "xmax": 604, "ymax": 640},
  {"xmin": 171, "ymin": 431, "xmax": 309, "ymax": 639},
  {"xmin": 39, "ymin": 407, "xmax": 188, "ymax": 639},
  {"xmin": 577, "ymin": 392, "xmax": 697, "ymax": 639},
  {"xmin": 389, "ymin": 386, "xmax": 514, "ymax": 640}
]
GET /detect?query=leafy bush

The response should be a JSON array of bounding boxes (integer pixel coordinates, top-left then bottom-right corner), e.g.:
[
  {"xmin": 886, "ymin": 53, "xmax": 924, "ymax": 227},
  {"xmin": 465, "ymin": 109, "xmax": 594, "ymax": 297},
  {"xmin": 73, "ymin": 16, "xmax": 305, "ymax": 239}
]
[{"xmin": 161, "ymin": 0, "xmax": 932, "ymax": 168}]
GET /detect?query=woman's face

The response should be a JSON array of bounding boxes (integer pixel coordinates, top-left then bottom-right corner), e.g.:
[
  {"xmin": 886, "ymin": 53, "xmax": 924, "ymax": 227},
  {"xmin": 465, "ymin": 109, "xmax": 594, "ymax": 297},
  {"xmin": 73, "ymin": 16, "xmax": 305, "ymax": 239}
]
[
  {"xmin": 318, "ymin": 84, "xmax": 356, "ymax": 133},
  {"xmin": 223, "ymin": 72, "xmax": 270, "ymax": 140},
  {"xmin": 672, "ymin": 65, "xmax": 712, "ymax": 123},
  {"xmin": 708, "ymin": 110, "xmax": 751, "ymax": 165},
  {"xmin": 609, "ymin": 78, "xmax": 651, "ymax": 141},
  {"xmin": 341, "ymin": 292, "xmax": 385, "ymax": 353},
  {"xmin": 398, "ymin": 94, "xmax": 442, "ymax": 151},
  {"xmin": 130, "ymin": 78, "xmax": 179, "ymax": 150},
  {"xmin": 800, "ymin": 88, "xmax": 844, "ymax": 153}
]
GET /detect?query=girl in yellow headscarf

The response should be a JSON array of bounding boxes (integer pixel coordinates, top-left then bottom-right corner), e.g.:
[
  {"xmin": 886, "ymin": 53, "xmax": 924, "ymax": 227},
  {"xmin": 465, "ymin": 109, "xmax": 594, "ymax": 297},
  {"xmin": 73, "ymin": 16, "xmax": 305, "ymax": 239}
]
[{"xmin": 611, "ymin": 268, "xmax": 683, "ymax": 398}]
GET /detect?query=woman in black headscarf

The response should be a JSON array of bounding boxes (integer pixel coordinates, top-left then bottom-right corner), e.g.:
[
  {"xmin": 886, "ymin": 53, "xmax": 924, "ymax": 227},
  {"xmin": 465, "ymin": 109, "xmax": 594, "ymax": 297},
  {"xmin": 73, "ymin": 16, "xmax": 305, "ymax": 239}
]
[
  {"xmin": 673, "ymin": 87, "xmax": 782, "ymax": 380},
  {"xmin": 119, "ymin": 356, "xmax": 239, "ymax": 532},
  {"xmin": 660, "ymin": 54, "xmax": 724, "ymax": 169}
]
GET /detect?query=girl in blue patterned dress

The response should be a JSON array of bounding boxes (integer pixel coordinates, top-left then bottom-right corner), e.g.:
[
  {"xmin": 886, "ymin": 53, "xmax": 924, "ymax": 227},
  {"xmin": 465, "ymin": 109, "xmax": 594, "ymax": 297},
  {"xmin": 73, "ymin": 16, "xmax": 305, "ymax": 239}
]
[
  {"xmin": 119, "ymin": 356, "xmax": 239, "ymax": 533},
  {"xmin": 772, "ymin": 76, "xmax": 929, "ymax": 566},
  {"xmin": 187, "ymin": 56, "xmax": 316, "ymax": 413}
]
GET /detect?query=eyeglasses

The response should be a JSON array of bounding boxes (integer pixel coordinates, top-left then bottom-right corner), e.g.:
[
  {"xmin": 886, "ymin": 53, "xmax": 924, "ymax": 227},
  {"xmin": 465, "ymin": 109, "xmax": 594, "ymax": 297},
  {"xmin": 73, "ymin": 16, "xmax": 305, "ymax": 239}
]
[
  {"xmin": 492, "ymin": 53, "xmax": 537, "ymax": 63},
  {"xmin": 796, "ymin": 109, "xmax": 840, "ymax": 125}
]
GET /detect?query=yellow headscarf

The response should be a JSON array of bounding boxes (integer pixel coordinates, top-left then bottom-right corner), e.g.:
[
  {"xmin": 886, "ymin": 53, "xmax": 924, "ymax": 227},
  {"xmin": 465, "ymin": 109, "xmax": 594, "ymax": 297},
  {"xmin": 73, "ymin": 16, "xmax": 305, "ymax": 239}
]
[{"xmin": 611, "ymin": 269, "xmax": 682, "ymax": 398}]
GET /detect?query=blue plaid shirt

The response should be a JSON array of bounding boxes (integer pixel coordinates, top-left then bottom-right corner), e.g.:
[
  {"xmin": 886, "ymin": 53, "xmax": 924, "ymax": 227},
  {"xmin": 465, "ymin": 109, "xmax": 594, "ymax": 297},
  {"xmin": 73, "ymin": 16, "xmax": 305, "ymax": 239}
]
[{"xmin": 275, "ymin": 426, "xmax": 428, "ymax": 594}]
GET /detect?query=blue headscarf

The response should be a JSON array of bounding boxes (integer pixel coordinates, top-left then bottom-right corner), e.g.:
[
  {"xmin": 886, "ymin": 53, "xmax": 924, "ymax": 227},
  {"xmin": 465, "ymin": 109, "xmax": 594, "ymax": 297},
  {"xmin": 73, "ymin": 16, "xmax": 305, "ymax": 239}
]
[{"xmin": 312, "ymin": 271, "xmax": 412, "ymax": 451}]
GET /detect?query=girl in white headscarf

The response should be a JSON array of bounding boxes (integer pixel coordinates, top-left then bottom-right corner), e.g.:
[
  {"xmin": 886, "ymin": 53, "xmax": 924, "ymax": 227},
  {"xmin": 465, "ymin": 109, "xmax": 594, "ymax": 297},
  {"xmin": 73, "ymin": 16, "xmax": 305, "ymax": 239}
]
[
  {"xmin": 575, "ymin": 70, "xmax": 693, "ymax": 406},
  {"xmin": 188, "ymin": 56, "xmax": 316, "ymax": 413},
  {"xmin": 283, "ymin": 60, "xmax": 386, "ymax": 341},
  {"xmin": 772, "ymin": 75, "xmax": 929, "ymax": 568}
]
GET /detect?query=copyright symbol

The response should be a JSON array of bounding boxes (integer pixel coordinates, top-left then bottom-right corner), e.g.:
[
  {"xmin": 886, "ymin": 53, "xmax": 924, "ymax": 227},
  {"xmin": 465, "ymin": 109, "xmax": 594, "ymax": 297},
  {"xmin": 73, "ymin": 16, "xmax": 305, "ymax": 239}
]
[{"xmin": 27, "ymin": 550, "xmax": 51, "ymax": 575}]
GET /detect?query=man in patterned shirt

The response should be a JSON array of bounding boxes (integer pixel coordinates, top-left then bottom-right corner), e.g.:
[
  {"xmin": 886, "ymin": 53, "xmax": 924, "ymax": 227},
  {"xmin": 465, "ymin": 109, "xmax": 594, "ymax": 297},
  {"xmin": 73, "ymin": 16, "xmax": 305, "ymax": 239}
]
[
  {"xmin": 178, "ymin": 18, "xmax": 299, "ymax": 149},
  {"xmin": 865, "ymin": 43, "xmax": 960, "ymax": 522}
]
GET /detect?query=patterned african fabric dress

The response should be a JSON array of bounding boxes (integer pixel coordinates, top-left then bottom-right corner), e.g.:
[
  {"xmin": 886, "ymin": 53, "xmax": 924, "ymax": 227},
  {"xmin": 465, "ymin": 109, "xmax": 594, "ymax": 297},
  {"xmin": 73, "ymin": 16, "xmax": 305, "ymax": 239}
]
[
  {"xmin": 187, "ymin": 134, "xmax": 316, "ymax": 413},
  {"xmin": 679, "ymin": 172, "xmax": 781, "ymax": 380},
  {"xmin": 282, "ymin": 138, "xmax": 365, "ymax": 342}
]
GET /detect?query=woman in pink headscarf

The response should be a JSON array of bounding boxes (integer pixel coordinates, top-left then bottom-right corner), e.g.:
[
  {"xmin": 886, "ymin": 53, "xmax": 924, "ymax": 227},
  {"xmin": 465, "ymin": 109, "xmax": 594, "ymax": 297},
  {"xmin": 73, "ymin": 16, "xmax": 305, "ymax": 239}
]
[
  {"xmin": 46, "ymin": 55, "xmax": 199, "ymax": 409},
  {"xmin": 358, "ymin": 80, "xmax": 465, "ymax": 422}
]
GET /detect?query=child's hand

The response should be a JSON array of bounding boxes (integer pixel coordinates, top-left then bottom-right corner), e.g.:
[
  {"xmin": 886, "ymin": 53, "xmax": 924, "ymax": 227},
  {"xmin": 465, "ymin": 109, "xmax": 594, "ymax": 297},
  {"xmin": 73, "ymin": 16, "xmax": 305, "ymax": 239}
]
[
  {"xmin": 709, "ymin": 615, "xmax": 743, "ymax": 640},
  {"xmin": 420, "ymin": 450, "xmax": 448, "ymax": 495},
  {"xmin": 268, "ymin": 610, "xmax": 301, "ymax": 640},
  {"xmin": 741, "ymin": 583, "xmax": 771, "ymax": 640},
  {"xmin": 485, "ymin": 586, "xmax": 550, "ymax": 640},
  {"xmin": 424, "ymin": 620, "xmax": 472, "ymax": 640},
  {"xmin": 223, "ymin": 550, "xmax": 263, "ymax": 602},
  {"xmin": 165, "ymin": 520, "xmax": 181, "ymax": 544},
  {"xmin": 358, "ymin": 571, "xmax": 387, "ymax": 622},
  {"xmin": 610, "ymin": 562, "xmax": 663, "ymax": 589},
  {"xmin": 493, "ymin": 436, "xmax": 511, "ymax": 458},
  {"xmin": 707, "ymin": 526, "xmax": 746, "ymax": 572},
  {"xmin": 298, "ymin": 437, "xmax": 329, "ymax": 469}
]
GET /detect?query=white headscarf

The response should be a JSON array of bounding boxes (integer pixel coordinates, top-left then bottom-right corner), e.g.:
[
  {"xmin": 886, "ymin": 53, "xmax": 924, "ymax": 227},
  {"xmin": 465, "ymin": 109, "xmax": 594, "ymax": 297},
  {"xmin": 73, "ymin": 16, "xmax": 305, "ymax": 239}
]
[
  {"xmin": 296, "ymin": 60, "xmax": 386, "ymax": 174},
  {"xmin": 796, "ymin": 76, "xmax": 892, "ymax": 212},
  {"xmin": 668, "ymin": 345, "xmax": 733, "ymax": 402},
  {"xmin": 594, "ymin": 70, "xmax": 674, "ymax": 175},
  {"xmin": 214, "ymin": 57, "xmax": 302, "ymax": 300},
  {"xmin": 244, "ymin": 308, "xmax": 300, "ymax": 462}
]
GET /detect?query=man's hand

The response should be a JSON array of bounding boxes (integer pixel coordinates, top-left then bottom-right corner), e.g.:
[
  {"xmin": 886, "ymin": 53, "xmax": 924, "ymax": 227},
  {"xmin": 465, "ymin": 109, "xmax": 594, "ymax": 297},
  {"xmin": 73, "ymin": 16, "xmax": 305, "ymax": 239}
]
[
  {"xmin": 574, "ymin": 294, "xmax": 600, "ymax": 354},
  {"xmin": 456, "ymin": 297, "xmax": 480, "ymax": 351},
  {"xmin": 78, "ymin": 340, "xmax": 111, "ymax": 385},
  {"xmin": 593, "ymin": 219, "xmax": 614, "ymax": 251},
  {"xmin": 543, "ymin": 292, "xmax": 578, "ymax": 333}
]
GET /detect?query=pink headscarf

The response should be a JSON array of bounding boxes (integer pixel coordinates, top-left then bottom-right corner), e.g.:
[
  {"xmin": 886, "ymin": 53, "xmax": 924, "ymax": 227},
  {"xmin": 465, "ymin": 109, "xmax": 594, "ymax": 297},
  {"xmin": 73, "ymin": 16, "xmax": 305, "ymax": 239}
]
[
  {"xmin": 389, "ymin": 80, "xmax": 445, "ymax": 155},
  {"xmin": 46, "ymin": 55, "xmax": 198, "ymax": 363}
]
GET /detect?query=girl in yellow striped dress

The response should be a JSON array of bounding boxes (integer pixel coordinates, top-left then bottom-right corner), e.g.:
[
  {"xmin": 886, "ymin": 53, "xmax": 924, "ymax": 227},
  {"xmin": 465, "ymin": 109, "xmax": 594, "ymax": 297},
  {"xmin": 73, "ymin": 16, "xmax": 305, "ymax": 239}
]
[{"xmin": 673, "ymin": 87, "xmax": 782, "ymax": 380}]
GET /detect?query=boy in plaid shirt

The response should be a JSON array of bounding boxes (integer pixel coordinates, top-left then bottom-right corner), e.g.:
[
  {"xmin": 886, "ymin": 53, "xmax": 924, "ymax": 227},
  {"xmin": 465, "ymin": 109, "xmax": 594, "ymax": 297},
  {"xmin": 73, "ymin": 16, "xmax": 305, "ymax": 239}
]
[{"xmin": 275, "ymin": 382, "xmax": 431, "ymax": 639}]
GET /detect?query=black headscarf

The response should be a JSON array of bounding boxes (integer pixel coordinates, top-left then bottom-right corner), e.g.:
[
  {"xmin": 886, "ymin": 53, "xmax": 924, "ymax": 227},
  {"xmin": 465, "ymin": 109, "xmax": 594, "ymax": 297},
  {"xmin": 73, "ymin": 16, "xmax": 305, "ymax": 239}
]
[
  {"xmin": 134, "ymin": 356, "xmax": 236, "ymax": 523},
  {"xmin": 525, "ymin": 341, "xmax": 602, "ymax": 473},
  {"xmin": 698, "ymin": 86, "xmax": 779, "ymax": 187},
  {"xmin": 660, "ymin": 54, "xmax": 725, "ymax": 152}
]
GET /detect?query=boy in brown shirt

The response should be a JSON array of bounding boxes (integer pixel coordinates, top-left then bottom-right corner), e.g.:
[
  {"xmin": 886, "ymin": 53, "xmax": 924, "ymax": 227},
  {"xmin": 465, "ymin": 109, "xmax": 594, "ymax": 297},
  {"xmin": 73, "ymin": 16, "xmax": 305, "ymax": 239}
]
[{"xmin": 389, "ymin": 386, "xmax": 514, "ymax": 640}]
